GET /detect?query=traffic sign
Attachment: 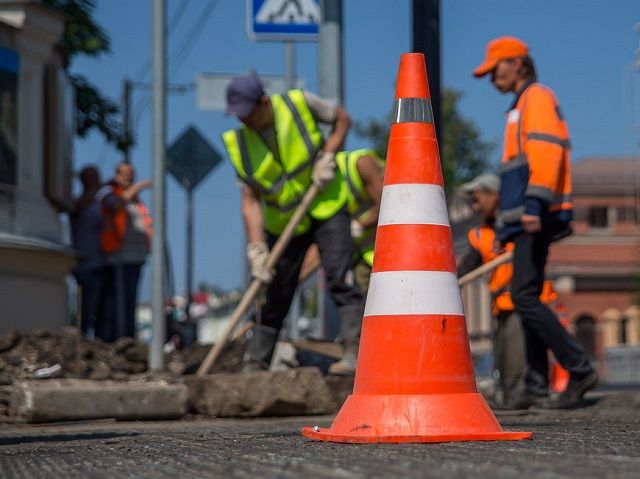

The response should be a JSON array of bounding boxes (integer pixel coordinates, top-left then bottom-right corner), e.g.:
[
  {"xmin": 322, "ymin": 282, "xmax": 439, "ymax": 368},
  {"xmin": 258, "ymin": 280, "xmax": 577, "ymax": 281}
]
[
  {"xmin": 195, "ymin": 72, "xmax": 305, "ymax": 111},
  {"xmin": 167, "ymin": 126, "xmax": 222, "ymax": 191},
  {"xmin": 247, "ymin": 0, "xmax": 320, "ymax": 41}
]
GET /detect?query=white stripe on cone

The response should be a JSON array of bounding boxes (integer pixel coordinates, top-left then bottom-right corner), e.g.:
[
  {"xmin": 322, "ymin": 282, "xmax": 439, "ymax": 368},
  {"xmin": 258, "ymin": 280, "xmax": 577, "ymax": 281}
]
[
  {"xmin": 364, "ymin": 271, "xmax": 464, "ymax": 317},
  {"xmin": 378, "ymin": 184, "xmax": 450, "ymax": 227}
]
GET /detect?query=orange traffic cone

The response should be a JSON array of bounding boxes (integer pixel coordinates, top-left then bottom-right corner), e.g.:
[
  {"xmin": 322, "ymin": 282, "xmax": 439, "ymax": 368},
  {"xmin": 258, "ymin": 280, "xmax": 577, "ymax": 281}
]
[
  {"xmin": 549, "ymin": 304, "xmax": 571, "ymax": 393},
  {"xmin": 302, "ymin": 53, "xmax": 532, "ymax": 444}
]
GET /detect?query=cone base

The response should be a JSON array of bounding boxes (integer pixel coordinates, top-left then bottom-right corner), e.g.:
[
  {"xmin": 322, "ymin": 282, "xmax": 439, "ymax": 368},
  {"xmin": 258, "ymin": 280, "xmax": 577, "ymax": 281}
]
[{"xmin": 301, "ymin": 393, "xmax": 532, "ymax": 444}]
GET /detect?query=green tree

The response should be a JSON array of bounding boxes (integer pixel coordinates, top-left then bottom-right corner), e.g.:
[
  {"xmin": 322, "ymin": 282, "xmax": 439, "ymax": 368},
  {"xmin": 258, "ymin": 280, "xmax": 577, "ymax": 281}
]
[
  {"xmin": 43, "ymin": 0, "xmax": 132, "ymax": 151},
  {"xmin": 354, "ymin": 88, "xmax": 495, "ymax": 196}
]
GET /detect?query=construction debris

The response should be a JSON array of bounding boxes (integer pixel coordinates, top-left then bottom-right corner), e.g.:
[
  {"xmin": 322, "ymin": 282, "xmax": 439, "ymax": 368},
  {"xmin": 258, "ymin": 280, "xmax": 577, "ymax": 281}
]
[
  {"xmin": 10, "ymin": 379, "xmax": 188, "ymax": 423},
  {"xmin": 186, "ymin": 367, "xmax": 337, "ymax": 417}
]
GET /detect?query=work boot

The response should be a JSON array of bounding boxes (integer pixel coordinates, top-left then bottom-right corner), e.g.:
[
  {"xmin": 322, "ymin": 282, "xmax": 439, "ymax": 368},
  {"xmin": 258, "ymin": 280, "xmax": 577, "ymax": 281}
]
[
  {"xmin": 547, "ymin": 369, "xmax": 598, "ymax": 409},
  {"xmin": 243, "ymin": 324, "xmax": 279, "ymax": 372},
  {"xmin": 328, "ymin": 305, "xmax": 364, "ymax": 376},
  {"xmin": 493, "ymin": 392, "xmax": 548, "ymax": 411}
]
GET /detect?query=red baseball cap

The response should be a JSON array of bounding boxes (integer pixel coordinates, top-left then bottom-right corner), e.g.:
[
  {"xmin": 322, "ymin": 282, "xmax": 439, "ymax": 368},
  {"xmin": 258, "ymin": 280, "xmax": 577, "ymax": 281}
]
[{"xmin": 473, "ymin": 36, "xmax": 529, "ymax": 78}]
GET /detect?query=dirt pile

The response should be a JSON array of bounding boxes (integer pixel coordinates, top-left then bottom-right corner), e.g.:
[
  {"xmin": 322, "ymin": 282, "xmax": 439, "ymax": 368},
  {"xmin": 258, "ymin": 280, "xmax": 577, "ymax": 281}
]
[
  {"xmin": 0, "ymin": 327, "xmax": 248, "ymax": 384},
  {"xmin": 0, "ymin": 327, "xmax": 147, "ymax": 383}
]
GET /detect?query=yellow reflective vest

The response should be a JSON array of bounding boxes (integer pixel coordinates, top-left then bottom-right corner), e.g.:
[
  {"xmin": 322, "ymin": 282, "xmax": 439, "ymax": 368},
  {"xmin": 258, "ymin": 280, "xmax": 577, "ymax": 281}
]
[
  {"xmin": 223, "ymin": 90, "xmax": 347, "ymax": 236},
  {"xmin": 335, "ymin": 149, "xmax": 383, "ymax": 267}
]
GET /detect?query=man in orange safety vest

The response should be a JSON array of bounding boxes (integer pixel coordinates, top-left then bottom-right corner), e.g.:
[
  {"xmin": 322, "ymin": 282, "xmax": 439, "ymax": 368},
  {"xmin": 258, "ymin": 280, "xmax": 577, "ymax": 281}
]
[{"xmin": 473, "ymin": 36, "xmax": 597, "ymax": 408}]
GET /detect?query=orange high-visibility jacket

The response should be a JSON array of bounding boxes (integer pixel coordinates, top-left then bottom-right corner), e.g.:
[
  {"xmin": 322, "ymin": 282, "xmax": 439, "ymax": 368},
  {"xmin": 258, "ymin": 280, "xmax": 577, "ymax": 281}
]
[
  {"xmin": 497, "ymin": 81, "xmax": 572, "ymax": 241},
  {"xmin": 468, "ymin": 225, "xmax": 557, "ymax": 315},
  {"xmin": 101, "ymin": 184, "xmax": 153, "ymax": 254}
]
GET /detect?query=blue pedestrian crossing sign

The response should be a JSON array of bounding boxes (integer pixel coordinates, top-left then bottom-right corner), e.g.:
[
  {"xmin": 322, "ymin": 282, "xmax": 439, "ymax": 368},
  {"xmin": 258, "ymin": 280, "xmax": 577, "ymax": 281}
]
[{"xmin": 248, "ymin": 0, "xmax": 320, "ymax": 41}]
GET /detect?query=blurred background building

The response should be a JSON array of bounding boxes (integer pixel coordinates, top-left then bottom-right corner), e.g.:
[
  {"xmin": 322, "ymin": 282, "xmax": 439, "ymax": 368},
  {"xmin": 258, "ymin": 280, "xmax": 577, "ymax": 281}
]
[{"xmin": 0, "ymin": 1, "xmax": 75, "ymax": 333}]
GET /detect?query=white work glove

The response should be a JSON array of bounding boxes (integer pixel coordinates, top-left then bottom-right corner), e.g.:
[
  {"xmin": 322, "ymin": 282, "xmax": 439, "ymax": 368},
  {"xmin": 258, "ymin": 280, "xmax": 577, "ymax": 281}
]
[
  {"xmin": 311, "ymin": 151, "xmax": 336, "ymax": 188},
  {"xmin": 350, "ymin": 218, "xmax": 364, "ymax": 239},
  {"xmin": 246, "ymin": 241, "xmax": 274, "ymax": 284}
]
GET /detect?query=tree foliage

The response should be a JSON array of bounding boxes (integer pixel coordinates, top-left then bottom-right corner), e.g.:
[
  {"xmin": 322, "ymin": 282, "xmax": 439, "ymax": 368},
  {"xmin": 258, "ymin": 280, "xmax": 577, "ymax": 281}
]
[
  {"xmin": 43, "ymin": 0, "xmax": 131, "ymax": 151},
  {"xmin": 354, "ymin": 88, "xmax": 495, "ymax": 196}
]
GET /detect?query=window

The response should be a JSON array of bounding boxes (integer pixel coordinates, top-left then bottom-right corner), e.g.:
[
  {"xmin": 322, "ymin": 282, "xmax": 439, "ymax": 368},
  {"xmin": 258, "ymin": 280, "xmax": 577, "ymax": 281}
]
[
  {"xmin": 617, "ymin": 207, "xmax": 638, "ymax": 224},
  {"xmin": 0, "ymin": 47, "xmax": 18, "ymax": 187},
  {"xmin": 588, "ymin": 207, "xmax": 608, "ymax": 229}
]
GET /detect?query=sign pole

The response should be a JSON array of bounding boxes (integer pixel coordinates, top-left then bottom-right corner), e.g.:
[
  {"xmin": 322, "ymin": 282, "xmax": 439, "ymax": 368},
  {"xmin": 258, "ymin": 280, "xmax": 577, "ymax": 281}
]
[
  {"xmin": 319, "ymin": 0, "xmax": 343, "ymax": 104},
  {"xmin": 285, "ymin": 40, "xmax": 295, "ymax": 90},
  {"xmin": 186, "ymin": 187, "xmax": 194, "ymax": 326},
  {"xmin": 150, "ymin": 0, "xmax": 167, "ymax": 371}
]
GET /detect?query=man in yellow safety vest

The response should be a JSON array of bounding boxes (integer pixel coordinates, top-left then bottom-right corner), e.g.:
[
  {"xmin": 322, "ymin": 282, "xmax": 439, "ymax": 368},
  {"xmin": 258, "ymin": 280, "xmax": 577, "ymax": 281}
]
[{"xmin": 222, "ymin": 75, "xmax": 365, "ymax": 375}]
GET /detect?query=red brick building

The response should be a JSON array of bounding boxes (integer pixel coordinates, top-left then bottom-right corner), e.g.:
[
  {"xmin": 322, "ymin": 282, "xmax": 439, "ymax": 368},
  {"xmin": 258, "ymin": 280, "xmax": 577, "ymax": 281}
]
[{"xmin": 547, "ymin": 157, "xmax": 640, "ymax": 371}]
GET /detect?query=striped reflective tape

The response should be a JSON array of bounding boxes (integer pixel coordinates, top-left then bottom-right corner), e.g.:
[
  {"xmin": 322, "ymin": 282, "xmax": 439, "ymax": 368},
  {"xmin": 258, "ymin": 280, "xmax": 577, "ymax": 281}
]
[
  {"xmin": 526, "ymin": 185, "xmax": 555, "ymax": 202},
  {"xmin": 364, "ymin": 270, "xmax": 464, "ymax": 316},
  {"xmin": 378, "ymin": 183, "xmax": 449, "ymax": 226},
  {"xmin": 393, "ymin": 98, "xmax": 434, "ymax": 123},
  {"xmin": 499, "ymin": 155, "xmax": 528, "ymax": 174},
  {"xmin": 526, "ymin": 132, "xmax": 571, "ymax": 149}
]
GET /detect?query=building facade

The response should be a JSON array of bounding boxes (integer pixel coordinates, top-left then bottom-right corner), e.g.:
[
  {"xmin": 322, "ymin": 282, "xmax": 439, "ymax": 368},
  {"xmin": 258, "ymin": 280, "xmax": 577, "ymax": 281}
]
[
  {"xmin": 0, "ymin": 1, "xmax": 75, "ymax": 332},
  {"xmin": 547, "ymin": 157, "xmax": 640, "ymax": 373}
]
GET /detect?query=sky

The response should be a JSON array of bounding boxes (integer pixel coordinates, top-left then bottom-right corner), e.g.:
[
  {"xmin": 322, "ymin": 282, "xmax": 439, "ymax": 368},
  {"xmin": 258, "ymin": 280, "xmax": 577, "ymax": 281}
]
[{"xmin": 72, "ymin": 0, "xmax": 640, "ymax": 298}]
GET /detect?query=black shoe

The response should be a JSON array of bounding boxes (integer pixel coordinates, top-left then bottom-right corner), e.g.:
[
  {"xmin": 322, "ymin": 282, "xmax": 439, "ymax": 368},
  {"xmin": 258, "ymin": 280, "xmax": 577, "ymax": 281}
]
[
  {"xmin": 493, "ymin": 393, "xmax": 548, "ymax": 411},
  {"xmin": 548, "ymin": 370, "xmax": 598, "ymax": 409}
]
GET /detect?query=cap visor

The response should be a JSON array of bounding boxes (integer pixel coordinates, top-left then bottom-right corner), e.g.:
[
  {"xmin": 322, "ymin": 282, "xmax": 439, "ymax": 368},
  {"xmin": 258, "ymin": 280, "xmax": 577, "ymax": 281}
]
[
  {"xmin": 461, "ymin": 182, "xmax": 478, "ymax": 193},
  {"xmin": 226, "ymin": 102, "xmax": 255, "ymax": 119},
  {"xmin": 473, "ymin": 59, "xmax": 497, "ymax": 78}
]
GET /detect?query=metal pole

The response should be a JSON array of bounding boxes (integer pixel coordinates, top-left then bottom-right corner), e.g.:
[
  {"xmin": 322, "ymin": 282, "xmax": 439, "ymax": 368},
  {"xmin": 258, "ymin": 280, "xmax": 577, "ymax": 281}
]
[
  {"xmin": 285, "ymin": 40, "xmax": 295, "ymax": 90},
  {"xmin": 412, "ymin": 0, "xmax": 441, "ymax": 145},
  {"xmin": 150, "ymin": 0, "xmax": 167, "ymax": 371},
  {"xmin": 185, "ymin": 188, "xmax": 193, "ymax": 324},
  {"xmin": 319, "ymin": 0, "xmax": 343, "ymax": 104},
  {"xmin": 122, "ymin": 78, "xmax": 132, "ymax": 164}
]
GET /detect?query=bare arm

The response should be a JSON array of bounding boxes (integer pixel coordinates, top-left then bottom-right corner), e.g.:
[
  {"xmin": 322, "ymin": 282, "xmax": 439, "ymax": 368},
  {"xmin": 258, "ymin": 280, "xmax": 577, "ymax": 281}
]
[
  {"xmin": 121, "ymin": 180, "xmax": 152, "ymax": 202},
  {"xmin": 323, "ymin": 105, "xmax": 351, "ymax": 154},
  {"xmin": 241, "ymin": 185, "xmax": 265, "ymax": 244},
  {"xmin": 356, "ymin": 155, "xmax": 384, "ymax": 229}
]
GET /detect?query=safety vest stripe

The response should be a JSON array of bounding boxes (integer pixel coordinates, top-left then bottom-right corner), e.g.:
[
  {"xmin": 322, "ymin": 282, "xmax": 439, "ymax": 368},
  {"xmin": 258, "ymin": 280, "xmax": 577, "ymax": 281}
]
[
  {"xmin": 364, "ymin": 271, "xmax": 464, "ymax": 317},
  {"xmin": 526, "ymin": 132, "xmax": 571, "ymax": 149},
  {"xmin": 551, "ymin": 193, "xmax": 572, "ymax": 205},
  {"xmin": 287, "ymin": 157, "xmax": 314, "ymax": 178},
  {"xmin": 526, "ymin": 184, "xmax": 555, "ymax": 202},
  {"xmin": 498, "ymin": 205, "xmax": 525, "ymax": 224},
  {"xmin": 264, "ymin": 196, "xmax": 301, "ymax": 212},
  {"xmin": 499, "ymin": 154, "xmax": 528, "ymax": 172},
  {"xmin": 378, "ymin": 183, "xmax": 449, "ymax": 226},
  {"xmin": 281, "ymin": 93, "xmax": 317, "ymax": 159},
  {"xmin": 344, "ymin": 154, "xmax": 366, "ymax": 205},
  {"xmin": 235, "ymin": 130, "xmax": 276, "ymax": 196},
  {"xmin": 392, "ymin": 98, "xmax": 434, "ymax": 124}
]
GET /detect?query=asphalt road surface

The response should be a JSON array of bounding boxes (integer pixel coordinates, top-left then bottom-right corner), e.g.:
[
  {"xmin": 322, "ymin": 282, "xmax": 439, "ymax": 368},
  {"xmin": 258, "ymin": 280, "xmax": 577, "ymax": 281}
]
[{"xmin": 1, "ymin": 389, "xmax": 638, "ymax": 478}]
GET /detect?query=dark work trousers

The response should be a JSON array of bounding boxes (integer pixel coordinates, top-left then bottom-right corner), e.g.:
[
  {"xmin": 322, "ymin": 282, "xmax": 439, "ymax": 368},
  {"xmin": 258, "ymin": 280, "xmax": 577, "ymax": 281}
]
[
  {"xmin": 494, "ymin": 310, "xmax": 526, "ymax": 402},
  {"xmin": 73, "ymin": 267, "xmax": 105, "ymax": 336},
  {"xmin": 97, "ymin": 263, "xmax": 142, "ymax": 342},
  {"xmin": 262, "ymin": 208, "xmax": 364, "ymax": 333},
  {"xmin": 511, "ymin": 230, "xmax": 592, "ymax": 395}
]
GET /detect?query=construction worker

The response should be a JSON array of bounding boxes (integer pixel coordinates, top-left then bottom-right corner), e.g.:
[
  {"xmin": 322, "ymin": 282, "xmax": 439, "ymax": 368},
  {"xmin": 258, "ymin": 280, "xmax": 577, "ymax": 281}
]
[
  {"xmin": 458, "ymin": 173, "xmax": 557, "ymax": 408},
  {"xmin": 98, "ymin": 163, "xmax": 152, "ymax": 342},
  {"xmin": 222, "ymin": 75, "xmax": 364, "ymax": 374},
  {"xmin": 473, "ymin": 36, "xmax": 597, "ymax": 408},
  {"xmin": 335, "ymin": 149, "xmax": 384, "ymax": 295}
]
